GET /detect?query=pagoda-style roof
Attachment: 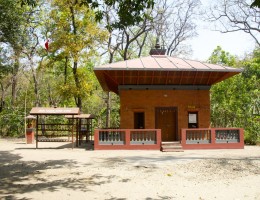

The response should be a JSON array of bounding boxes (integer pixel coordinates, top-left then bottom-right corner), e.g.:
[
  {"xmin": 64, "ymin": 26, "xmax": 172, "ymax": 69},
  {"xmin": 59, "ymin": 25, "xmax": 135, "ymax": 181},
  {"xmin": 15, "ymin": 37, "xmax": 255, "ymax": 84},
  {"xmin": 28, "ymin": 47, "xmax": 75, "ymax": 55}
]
[{"xmin": 94, "ymin": 55, "xmax": 243, "ymax": 94}]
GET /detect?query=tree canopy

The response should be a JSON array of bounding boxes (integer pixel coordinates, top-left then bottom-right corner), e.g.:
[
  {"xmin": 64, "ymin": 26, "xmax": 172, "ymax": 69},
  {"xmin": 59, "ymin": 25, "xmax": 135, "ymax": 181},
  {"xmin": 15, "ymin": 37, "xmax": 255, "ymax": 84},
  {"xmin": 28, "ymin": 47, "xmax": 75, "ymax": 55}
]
[
  {"xmin": 0, "ymin": 0, "xmax": 259, "ymax": 145},
  {"xmin": 19, "ymin": 0, "xmax": 155, "ymax": 29},
  {"xmin": 209, "ymin": 46, "xmax": 260, "ymax": 144}
]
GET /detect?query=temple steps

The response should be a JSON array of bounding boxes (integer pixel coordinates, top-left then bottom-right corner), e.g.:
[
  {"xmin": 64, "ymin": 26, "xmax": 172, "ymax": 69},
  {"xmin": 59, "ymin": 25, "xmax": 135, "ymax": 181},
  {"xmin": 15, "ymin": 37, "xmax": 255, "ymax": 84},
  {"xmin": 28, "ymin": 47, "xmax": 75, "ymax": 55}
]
[{"xmin": 161, "ymin": 141, "xmax": 184, "ymax": 152}]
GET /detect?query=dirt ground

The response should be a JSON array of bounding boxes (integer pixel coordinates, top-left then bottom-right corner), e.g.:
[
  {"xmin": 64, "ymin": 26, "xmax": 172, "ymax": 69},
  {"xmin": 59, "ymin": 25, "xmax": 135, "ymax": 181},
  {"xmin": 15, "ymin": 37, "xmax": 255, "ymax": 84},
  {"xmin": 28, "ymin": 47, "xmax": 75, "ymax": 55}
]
[{"xmin": 0, "ymin": 139, "xmax": 259, "ymax": 200}]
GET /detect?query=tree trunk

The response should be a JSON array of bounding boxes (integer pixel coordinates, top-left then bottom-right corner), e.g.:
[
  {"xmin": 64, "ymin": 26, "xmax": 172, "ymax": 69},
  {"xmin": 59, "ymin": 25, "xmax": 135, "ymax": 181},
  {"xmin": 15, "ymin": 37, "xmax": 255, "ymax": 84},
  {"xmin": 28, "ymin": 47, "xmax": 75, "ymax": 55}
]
[
  {"xmin": 70, "ymin": 5, "xmax": 82, "ymax": 110},
  {"xmin": 64, "ymin": 56, "xmax": 68, "ymax": 84},
  {"xmin": 72, "ymin": 61, "xmax": 82, "ymax": 109},
  {"xmin": 30, "ymin": 57, "xmax": 41, "ymax": 107},
  {"xmin": 0, "ymin": 83, "xmax": 5, "ymax": 112},
  {"xmin": 11, "ymin": 55, "xmax": 20, "ymax": 107},
  {"xmin": 138, "ymin": 32, "xmax": 148, "ymax": 57}
]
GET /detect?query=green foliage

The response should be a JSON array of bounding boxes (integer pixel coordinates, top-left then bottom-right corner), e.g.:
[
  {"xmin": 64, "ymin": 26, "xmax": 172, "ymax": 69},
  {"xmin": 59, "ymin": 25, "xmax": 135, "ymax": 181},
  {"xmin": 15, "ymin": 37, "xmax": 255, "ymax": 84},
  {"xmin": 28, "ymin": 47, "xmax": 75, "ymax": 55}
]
[
  {"xmin": 2, "ymin": 1, "xmax": 258, "ymax": 140},
  {"xmin": 208, "ymin": 46, "xmax": 236, "ymax": 66},
  {"xmin": 76, "ymin": 0, "xmax": 154, "ymax": 29},
  {"xmin": 0, "ymin": 48, "xmax": 12, "ymax": 79},
  {"xmin": 209, "ymin": 46, "xmax": 260, "ymax": 144},
  {"xmin": 45, "ymin": 0, "xmax": 108, "ymax": 109},
  {"xmin": 57, "ymin": 67, "xmax": 93, "ymax": 101},
  {"xmin": 82, "ymin": 77, "xmax": 120, "ymax": 129},
  {"xmin": 19, "ymin": 0, "xmax": 37, "ymax": 7},
  {"xmin": 0, "ymin": 107, "xmax": 25, "ymax": 137},
  {"xmin": 250, "ymin": 0, "xmax": 260, "ymax": 8},
  {"xmin": 0, "ymin": 0, "xmax": 26, "ymax": 45},
  {"xmin": 19, "ymin": 0, "xmax": 155, "ymax": 29}
]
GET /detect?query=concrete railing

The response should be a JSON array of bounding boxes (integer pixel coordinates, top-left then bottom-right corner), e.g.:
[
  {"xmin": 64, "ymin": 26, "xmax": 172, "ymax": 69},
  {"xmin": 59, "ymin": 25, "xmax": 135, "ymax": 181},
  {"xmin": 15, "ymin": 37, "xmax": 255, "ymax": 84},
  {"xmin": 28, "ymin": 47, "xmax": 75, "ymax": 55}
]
[
  {"xmin": 94, "ymin": 129, "xmax": 161, "ymax": 150},
  {"xmin": 181, "ymin": 128, "xmax": 244, "ymax": 149}
]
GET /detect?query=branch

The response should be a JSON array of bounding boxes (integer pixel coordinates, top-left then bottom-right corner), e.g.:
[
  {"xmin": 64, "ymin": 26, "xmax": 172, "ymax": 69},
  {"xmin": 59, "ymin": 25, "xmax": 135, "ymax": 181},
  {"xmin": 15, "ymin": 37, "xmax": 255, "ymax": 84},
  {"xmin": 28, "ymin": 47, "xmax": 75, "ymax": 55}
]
[{"xmin": 207, "ymin": 0, "xmax": 260, "ymax": 46}]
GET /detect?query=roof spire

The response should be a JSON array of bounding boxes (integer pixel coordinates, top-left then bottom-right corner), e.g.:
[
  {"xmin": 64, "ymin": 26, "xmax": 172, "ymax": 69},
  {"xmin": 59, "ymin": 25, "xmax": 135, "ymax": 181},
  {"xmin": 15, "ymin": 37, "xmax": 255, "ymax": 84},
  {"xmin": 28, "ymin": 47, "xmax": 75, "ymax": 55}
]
[
  {"xmin": 149, "ymin": 9, "xmax": 166, "ymax": 56},
  {"xmin": 155, "ymin": 37, "xmax": 160, "ymax": 49},
  {"xmin": 149, "ymin": 36, "xmax": 166, "ymax": 56}
]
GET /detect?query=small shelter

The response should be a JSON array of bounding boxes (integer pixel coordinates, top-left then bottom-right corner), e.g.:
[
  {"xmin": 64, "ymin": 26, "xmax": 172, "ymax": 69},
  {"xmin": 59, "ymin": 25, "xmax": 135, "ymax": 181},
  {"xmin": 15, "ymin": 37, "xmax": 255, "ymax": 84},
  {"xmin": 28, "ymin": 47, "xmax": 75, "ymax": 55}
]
[
  {"xmin": 66, "ymin": 114, "xmax": 95, "ymax": 147},
  {"xmin": 30, "ymin": 107, "xmax": 80, "ymax": 149},
  {"xmin": 93, "ymin": 48, "xmax": 244, "ymax": 150}
]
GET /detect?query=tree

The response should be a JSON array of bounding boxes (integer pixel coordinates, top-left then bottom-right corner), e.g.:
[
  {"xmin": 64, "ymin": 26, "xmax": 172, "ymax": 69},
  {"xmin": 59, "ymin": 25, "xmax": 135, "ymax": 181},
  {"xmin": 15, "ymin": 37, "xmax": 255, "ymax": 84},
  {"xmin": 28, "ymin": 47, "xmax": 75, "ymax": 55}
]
[
  {"xmin": 251, "ymin": 0, "xmax": 260, "ymax": 8},
  {"xmin": 98, "ymin": 0, "xmax": 200, "ymax": 127},
  {"xmin": 0, "ymin": 0, "xmax": 30, "ymax": 106},
  {"xmin": 46, "ymin": 0, "xmax": 107, "ymax": 110},
  {"xmin": 100, "ymin": 2, "xmax": 154, "ymax": 61},
  {"xmin": 21, "ymin": 2, "xmax": 46, "ymax": 107},
  {"xmin": 209, "ymin": 46, "xmax": 237, "ymax": 127},
  {"xmin": 207, "ymin": 0, "xmax": 260, "ymax": 46},
  {"xmin": 155, "ymin": 0, "xmax": 200, "ymax": 56},
  {"xmin": 99, "ymin": 2, "xmax": 153, "ymax": 127},
  {"xmin": 0, "ymin": 48, "xmax": 12, "ymax": 112},
  {"xmin": 209, "ymin": 46, "xmax": 260, "ymax": 144},
  {"xmin": 107, "ymin": 0, "xmax": 200, "ymax": 58},
  {"xmin": 19, "ymin": 0, "xmax": 155, "ymax": 28},
  {"xmin": 208, "ymin": 46, "xmax": 236, "ymax": 66},
  {"xmin": 241, "ymin": 48, "xmax": 260, "ymax": 144},
  {"xmin": 101, "ymin": 0, "xmax": 200, "ymax": 61}
]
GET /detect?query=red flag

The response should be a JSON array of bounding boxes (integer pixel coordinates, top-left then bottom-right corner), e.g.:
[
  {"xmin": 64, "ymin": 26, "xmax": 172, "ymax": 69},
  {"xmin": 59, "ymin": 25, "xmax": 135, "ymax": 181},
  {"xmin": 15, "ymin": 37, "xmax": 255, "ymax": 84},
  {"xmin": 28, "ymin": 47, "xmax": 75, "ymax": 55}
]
[{"xmin": 45, "ymin": 40, "xmax": 49, "ymax": 51}]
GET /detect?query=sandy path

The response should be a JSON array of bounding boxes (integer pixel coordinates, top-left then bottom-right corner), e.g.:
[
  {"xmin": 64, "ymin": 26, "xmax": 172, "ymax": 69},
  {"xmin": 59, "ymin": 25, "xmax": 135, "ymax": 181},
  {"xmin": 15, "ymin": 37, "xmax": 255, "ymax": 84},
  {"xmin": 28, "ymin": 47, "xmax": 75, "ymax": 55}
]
[{"xmin": 0, "ymin": 139, "xmax": 259, "ymax": 200}]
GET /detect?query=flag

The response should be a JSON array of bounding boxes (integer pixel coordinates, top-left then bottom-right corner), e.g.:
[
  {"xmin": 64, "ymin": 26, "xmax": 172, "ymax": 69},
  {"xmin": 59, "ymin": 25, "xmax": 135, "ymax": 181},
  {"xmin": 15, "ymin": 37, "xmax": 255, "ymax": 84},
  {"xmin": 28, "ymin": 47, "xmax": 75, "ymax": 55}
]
[{"xmin": 45, "ymin": 39, "xmax": 49, "ymax": 51}]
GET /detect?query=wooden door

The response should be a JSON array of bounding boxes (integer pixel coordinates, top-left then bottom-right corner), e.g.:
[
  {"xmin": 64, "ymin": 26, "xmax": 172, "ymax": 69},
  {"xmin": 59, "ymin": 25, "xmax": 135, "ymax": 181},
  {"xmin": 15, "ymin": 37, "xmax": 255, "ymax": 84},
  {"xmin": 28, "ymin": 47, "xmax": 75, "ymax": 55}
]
[{"xmin": 156, "ymin": 107, "xmax": 178, "ymax": 141}]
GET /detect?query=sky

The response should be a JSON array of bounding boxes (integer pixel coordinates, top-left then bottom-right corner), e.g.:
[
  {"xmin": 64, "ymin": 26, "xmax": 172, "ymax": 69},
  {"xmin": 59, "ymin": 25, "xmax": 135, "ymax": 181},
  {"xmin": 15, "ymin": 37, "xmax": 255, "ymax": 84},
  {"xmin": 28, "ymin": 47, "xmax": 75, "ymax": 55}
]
[
  {"xmin": 189, "ymin": 24, "xmax": 257, "ymax": 62},
  {"xmin": 188, "ymin": 0, "xmax": 257, "ymax": 62}
]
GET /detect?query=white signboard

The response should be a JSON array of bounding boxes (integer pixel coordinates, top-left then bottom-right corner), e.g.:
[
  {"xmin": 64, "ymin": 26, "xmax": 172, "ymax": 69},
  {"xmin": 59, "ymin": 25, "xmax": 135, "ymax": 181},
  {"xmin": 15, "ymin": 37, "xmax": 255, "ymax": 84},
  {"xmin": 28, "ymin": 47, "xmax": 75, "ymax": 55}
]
[{"xmin": 189, "ymin": 113, "xmax": 197, "ymax": 123}]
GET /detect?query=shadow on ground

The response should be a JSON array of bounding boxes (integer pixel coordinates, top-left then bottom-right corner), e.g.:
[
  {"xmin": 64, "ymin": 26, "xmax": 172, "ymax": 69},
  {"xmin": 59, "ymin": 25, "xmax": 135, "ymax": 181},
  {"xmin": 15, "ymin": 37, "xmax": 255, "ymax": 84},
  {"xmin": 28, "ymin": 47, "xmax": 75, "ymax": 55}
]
[
  {"xmin": 15, "ymin": 140, "xmax": 94, "ymax": 150},
  {"xmin": 0, "ymin": 150, "xmax": 111, "ymax": 200},
  {"xmin": 123, "ymin": 154, "xmax": 260, "ymax": 163}
]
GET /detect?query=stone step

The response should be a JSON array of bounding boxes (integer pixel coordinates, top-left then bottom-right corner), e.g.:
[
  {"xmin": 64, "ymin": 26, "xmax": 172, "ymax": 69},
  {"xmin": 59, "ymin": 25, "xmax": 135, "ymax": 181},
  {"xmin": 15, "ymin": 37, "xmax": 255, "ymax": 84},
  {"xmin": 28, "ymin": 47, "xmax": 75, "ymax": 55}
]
[
  {"xmin": 161, "ymin": 141, "xmax": 183, "ymax": 152},
  {"xmin": 161, "ymin": 141, "xmax": 181, "ymax": 145},
  {"xmin": 161, "ymin": 145, "xmax": 182, "ymax": 149}
]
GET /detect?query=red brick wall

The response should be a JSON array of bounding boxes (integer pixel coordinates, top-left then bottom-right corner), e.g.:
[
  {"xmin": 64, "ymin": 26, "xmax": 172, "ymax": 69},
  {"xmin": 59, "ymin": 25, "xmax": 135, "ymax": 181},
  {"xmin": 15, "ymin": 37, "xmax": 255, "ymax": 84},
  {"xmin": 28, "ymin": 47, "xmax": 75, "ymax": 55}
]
[{"xmin": 119, "ymin": 90, "xmax": 211, "ymax": 139}]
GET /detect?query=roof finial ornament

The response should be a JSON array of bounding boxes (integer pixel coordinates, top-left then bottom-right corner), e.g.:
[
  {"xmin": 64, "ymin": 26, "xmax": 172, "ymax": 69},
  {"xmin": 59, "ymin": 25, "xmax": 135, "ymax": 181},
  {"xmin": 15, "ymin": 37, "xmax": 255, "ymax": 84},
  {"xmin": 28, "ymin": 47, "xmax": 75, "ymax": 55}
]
[
  {"xmin": 150, "ymin": 37, "xmax": 166, "ymax": 55},
  {"xmin": 155, "ymin": 37, "xmax": 160, "ymax": 49}
]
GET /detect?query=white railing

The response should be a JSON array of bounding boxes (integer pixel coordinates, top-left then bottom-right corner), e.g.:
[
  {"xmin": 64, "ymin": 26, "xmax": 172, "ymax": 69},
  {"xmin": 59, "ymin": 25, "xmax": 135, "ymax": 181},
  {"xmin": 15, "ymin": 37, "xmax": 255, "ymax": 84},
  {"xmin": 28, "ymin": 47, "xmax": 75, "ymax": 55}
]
[
  {"xmin": 186, "ymin": 129, "xmax": 211, "ymax": 144},
  {"xmin": 94, "ymin": 129, "xmax": 161, "ymax": 150},
  {"xmin": 215, "ymin": 129, "xmax": 240, "ymax": 143},
  {"xmin": 181, "ymin": 128, "xmax": 244, "ymax": 149}
]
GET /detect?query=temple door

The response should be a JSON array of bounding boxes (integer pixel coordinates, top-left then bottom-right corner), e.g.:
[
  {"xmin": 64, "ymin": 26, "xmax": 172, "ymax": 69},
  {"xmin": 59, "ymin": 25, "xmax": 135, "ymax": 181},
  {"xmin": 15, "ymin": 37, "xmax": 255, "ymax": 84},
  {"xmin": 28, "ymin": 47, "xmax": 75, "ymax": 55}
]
[{"xmin": 156, "ymin": 107, "xmax": 178, "ymax": 141}]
